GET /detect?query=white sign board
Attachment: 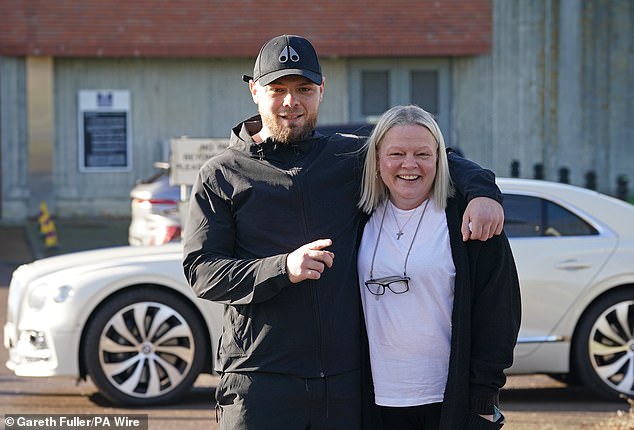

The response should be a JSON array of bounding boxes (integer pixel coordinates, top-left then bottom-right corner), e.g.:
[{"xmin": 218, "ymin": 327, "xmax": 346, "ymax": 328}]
[
  {"xmin": 169, "ymin": 137, "xmax": 229, "ymax": 186},
  {"xmin": 78, "ymin": 90, "xmax": 132, "ymax": 172}
]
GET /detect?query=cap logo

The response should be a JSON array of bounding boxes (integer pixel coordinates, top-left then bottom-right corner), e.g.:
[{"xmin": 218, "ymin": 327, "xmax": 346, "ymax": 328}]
[{"xmin": 278, "ymin": 46, "xmax": 300, "ymax": 63}]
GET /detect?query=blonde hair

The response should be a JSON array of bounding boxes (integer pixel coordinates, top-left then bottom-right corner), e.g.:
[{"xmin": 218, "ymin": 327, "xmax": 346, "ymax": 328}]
[{"xmin": 358, "ymin": 105, "xmax": 454, "ymax": 214}]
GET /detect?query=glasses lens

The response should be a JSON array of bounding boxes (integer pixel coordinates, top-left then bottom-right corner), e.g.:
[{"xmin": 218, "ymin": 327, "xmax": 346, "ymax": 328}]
[
  {"xmin": 365, "ymin": 281, "xmax": 384, "ymax": 295},
  {"xmin": 387, "ymin": 278, "xmax": 409, "ymax": 294}
]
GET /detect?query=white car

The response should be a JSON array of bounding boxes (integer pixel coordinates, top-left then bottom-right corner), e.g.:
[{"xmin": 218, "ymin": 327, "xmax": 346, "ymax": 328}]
[
  {"xmin": 3, "ymin": 244, "xmax": 222, "ymax": 406},
  {"xmin": 4, "ymin": 178, "xmax": 634, "ymax": 405}
]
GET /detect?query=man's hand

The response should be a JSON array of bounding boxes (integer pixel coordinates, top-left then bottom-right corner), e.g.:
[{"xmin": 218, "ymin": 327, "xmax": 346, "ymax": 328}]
[
  {"xmin": 286, "ymin": 239, "xmax": 335, "ymax": 283},
  {"xmin": 462, "ymin": 197, "xmax": 504, "ymax": 241}
]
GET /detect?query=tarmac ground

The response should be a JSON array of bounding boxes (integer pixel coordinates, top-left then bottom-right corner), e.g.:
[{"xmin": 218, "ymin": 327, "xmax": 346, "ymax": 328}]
[{"xmin": 0, "ymin": 217, "xmax": 130, "ymax": 285}]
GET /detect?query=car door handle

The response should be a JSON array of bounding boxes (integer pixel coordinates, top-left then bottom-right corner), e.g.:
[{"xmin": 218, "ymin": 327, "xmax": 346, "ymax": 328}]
[{"xmin": 555, "ymin": 259, "xmax": 592, "ymax": 270}]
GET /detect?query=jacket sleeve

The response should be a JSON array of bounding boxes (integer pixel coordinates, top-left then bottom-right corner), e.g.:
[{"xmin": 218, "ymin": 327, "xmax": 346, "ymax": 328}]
[
  {"xmin": 447, "ymin": 150, "xmax": 503, "ymax": 204},
  {"xmin": 182, "ymin": 167, "xmax": 291, "ymax": 305},
  {"xmin": 468, "ymin": 232, "xmax": 522, "ymax": 414}
]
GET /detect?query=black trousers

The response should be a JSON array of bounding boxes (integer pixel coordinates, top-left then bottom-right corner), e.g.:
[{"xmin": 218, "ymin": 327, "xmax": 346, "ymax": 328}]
[
  {"xmin": 379, "ymin": 402, "xmax": 442, "ymax": 430},
  {"xmin": 215, "ymin": 370, "xmax": 361, "ymax": 430}
]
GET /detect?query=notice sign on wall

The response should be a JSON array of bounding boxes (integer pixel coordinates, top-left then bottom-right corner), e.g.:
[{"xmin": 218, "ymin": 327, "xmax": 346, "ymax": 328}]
[
  {"xmin": 169, "ymin": 137, "xmax": 229, "ymax": 186},
  {"xmin": 78, "ymin": 90, "xmax": 131, "ymax": 172}
]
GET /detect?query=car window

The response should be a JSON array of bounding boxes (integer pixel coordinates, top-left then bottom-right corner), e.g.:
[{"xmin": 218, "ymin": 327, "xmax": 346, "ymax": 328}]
[{"xmin": 503, "ymin": 194, "xmax": 599, "ymax": 238}]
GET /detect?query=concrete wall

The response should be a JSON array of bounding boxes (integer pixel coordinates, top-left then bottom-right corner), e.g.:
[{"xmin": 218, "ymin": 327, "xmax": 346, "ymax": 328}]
[
  {"xmin": 0, "ymin": 56, "xmax": 29, "ymax": 221},
  {"xmin": 52, "ymin": 57, "xmax": 251, "ymax": 217},
  {"xmin": 453, "ymin": 0, "xmax": 634, "ymax": 194}
]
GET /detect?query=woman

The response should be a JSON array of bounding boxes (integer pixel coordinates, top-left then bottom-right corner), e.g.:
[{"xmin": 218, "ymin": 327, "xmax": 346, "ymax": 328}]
[{"xmin": 358, "ymin": 105, "xmax": 521, "ymax": 429}]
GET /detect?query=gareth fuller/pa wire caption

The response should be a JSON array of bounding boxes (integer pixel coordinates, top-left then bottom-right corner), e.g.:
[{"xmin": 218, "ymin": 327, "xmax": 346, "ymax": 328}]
[{"xmin": 4, "ymin": 414, "xmax": 148, "ymax": 430}]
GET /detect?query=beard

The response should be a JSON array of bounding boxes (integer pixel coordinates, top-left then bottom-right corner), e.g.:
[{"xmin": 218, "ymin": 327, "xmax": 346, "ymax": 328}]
[{"xmin": 259, "ymin": 108, "xmax": 318, "ymax": 144}]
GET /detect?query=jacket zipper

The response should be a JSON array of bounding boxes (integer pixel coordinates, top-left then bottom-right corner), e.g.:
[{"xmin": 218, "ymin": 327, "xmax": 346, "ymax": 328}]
[{"xmin": 294, "ymin": 172, "xmax": 326, "ymax": 378}]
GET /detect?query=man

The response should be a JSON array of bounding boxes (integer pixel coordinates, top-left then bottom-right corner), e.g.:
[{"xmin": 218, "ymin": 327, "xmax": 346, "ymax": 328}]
[{"xmin": 183, "ymin": 34, "xmax": 504, "ymax": 430}]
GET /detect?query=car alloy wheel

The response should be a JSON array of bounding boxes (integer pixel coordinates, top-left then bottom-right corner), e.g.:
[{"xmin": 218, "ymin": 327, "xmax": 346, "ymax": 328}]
[
  {"xmin": 575, "ymin": 290, "xmax": 634, "ymax": 400},
  {"xmin": 83, "ymin": 288, "xmax": 208, "ymax": 405}
]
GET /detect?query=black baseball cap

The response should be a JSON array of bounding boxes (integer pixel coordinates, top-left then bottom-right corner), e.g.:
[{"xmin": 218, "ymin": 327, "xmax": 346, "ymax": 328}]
[{"xmin": 242, "ymin": 35, "xmax": 322, "ymax": 86}]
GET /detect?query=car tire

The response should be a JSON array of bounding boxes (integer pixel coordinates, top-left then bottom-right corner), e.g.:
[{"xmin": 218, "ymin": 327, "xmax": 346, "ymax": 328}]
[
  {"xmin": 573, "ymin": 289, "xmax": 634, "ymax": 400},
  {"xmin": 83, "ymin": 287, "xmax": 208, "ymax": 406}
]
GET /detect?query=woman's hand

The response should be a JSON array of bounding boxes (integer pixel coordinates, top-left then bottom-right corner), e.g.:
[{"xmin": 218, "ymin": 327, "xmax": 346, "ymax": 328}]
[{"xmin": 462, "ymin": 197, "xmax": 504, "ymax": 241}]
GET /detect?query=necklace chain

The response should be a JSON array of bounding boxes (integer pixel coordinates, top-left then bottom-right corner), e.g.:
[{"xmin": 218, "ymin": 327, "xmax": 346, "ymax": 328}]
[
  {"xmin": 369, "ymin": 199, "xmax": 430, "ymax": 279},
  {"xmin": 389, "ymin": 202, "xmax": 419, "ymax": 240}
]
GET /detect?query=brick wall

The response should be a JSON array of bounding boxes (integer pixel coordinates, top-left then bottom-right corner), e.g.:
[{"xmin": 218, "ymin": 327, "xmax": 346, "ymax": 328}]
[{"xmin": 0, "ymin": 0, "xmax": 491, "ymax": 57}]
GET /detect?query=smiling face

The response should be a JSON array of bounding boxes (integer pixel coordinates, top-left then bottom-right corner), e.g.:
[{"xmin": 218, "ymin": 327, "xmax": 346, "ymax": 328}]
[
  {"xmin": 250, "ymin": 75, "xmax": 324, "ymax": 143},
  {"xmin": 378, "ymin": 123, "xmax": 438, "ymax": 210}
]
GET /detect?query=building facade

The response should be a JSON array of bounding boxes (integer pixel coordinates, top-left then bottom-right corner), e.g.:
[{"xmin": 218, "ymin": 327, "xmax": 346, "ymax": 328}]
[{"xmin": 1, "ymin": 0, "xmax": 632, "ymax": 221}]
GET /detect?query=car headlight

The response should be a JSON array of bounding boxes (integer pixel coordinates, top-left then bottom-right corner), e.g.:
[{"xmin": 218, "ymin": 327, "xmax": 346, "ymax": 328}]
[
  {"xmin": 53, "ymin": 285, "xmax": 74, "ymax": 303},
  {"xmin": 27, "ymin": 284, "xmax": 48, "ymax": 310},
  {"xmin": 27, "ymin": 283, "xmax": 75, "ymax": 310}
]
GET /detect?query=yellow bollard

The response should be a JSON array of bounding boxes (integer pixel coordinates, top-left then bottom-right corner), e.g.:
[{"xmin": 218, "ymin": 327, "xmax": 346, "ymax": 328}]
[
  {"xmin": 43, "ymin": 219, "xmax": 59, "ymax": 248},
  {"xmin": 38, "ymin": 201, "xmax": 50, "ymax": 235},
  {"xmin": 38, "ymin": 201, "xmax": 59, "ymax": 248}
]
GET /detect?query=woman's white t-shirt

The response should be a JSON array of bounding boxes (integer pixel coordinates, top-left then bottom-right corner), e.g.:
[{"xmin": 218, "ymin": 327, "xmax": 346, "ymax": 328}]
[{"xmin": 358, "ymin": 198, "xmax": 456, "ymax": 407}]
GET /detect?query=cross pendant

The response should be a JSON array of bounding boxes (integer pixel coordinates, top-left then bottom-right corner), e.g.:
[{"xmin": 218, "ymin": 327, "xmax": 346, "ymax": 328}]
[{"xmin": 396, "ymin": 231, "xmax": 404, "ymax": 240}]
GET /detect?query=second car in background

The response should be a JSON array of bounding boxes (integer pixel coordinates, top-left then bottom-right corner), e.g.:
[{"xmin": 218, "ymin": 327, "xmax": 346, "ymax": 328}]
[{"xmin": 128, "ymin": 162, "xmax": 182, "ymax": 246}]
